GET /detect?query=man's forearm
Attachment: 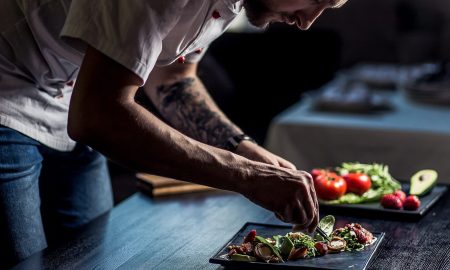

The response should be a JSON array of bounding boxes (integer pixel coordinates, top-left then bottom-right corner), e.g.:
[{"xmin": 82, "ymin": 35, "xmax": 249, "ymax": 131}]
[
  {"xmin": 70, "ymin": 91, "xmax": 251, "ymax": 194},
  {"xmin": 68, "ymin": 47, "xmax": 251, "ymax": 193},
  {"xmin": 149, "ymin": 76, "xmax": 243, "ymax": 148}
]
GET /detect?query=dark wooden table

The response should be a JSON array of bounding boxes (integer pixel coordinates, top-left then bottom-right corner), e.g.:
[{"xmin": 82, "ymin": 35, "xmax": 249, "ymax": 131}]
[{"xmin": 12, "ymin": 190, "xmax": 450, "ymax": 270}]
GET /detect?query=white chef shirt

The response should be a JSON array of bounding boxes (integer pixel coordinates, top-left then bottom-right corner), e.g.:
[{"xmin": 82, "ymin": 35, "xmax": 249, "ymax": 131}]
[{"xmin": 0, "ymin": 0, "xmax": 243, "ymax": 151}]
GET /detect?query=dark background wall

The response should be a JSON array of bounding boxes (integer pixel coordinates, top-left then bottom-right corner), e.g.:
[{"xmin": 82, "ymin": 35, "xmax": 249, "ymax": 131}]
[
  {"xmin": 202, "ymin": 27, "xmax": 340, "ymax": 143},
  {"xmin": 313, "ymin": 0, "xmax": 450, "ymax": 66}
]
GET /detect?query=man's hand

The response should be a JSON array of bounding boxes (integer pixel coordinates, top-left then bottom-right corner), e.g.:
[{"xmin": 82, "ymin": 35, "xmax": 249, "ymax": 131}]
[
  {"xmin": 235, "ymin": 140, "xmax": 297, "ymax": 170},
  {"xmin": 244, "ymin": 166, "xmax": 319, "ymax": 232},
  {"xmin": 235, "ymin": 141, "xmax": 319, "ymax": 231}
]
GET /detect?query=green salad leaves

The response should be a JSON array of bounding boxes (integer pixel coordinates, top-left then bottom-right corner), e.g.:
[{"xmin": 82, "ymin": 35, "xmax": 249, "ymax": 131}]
[
  {"xmin": 327, "ymin": 162, "xmax": 401, "ymax": 204},
  {"xmin": 227, "ymin": 216, "xmax": 376, "ymax": 263}
]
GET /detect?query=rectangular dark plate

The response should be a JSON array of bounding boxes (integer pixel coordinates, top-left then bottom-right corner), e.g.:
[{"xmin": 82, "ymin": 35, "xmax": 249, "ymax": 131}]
[
  {"xmin": 319, "ymin": 183, "xmax": 448, "ymax": 221},
  {"xmin": 210, "ymin": 222, "xmax": 384, "ymax": 270}
]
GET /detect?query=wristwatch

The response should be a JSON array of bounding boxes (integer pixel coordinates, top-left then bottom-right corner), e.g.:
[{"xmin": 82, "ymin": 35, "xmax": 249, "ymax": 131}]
[{"xmin": 224, "ymin": 134, "xmax": 257, "ymax": 151}]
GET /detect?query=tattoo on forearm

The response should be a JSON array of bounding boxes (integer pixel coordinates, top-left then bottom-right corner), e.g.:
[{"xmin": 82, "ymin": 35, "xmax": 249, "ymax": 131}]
[{"xmin": 156, "ymin": 77, "xmax": 239, "ymax": 148}]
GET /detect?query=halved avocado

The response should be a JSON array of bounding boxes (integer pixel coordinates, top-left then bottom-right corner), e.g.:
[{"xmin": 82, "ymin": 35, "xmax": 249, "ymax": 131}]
[{"xmin": 410, "ymin": 169, "xmax": 438, "ymax": 196}]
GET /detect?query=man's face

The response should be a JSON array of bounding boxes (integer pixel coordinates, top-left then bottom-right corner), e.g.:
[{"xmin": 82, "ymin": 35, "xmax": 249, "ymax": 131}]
[{"xmin": 243, "ymin": 0, "xmax": 348, "ymax": 30}]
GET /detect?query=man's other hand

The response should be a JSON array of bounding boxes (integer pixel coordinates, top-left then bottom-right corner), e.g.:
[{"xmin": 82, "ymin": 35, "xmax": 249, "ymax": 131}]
[{"xmin": 235, "ymin": 140, "xmax": 297, "ymax": 170}]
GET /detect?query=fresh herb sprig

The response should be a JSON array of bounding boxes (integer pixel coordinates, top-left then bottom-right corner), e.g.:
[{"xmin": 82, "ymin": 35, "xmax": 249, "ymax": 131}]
[{"xmin": 287, "ymin": 232, "xmax": 317, "ymax": 257}]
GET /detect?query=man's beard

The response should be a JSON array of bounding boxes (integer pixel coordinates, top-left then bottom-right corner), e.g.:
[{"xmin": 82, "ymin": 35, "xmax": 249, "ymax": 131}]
[{"xmin": 243, "ymin": 0, "xmax": 272, "ymax": 28}]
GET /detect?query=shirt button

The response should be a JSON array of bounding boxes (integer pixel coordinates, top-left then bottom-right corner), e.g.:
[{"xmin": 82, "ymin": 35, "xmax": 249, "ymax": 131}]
[
  {"xmin": 195, "ymin": 48, "xmax": 204, "ymax": 54},
  {"xmin": 212, "ymin": 10, "xmax": 221, "ymax": 19},
  {"xmin": 177, "ymin": 56, "xmax": 186, "ymax": 64}
]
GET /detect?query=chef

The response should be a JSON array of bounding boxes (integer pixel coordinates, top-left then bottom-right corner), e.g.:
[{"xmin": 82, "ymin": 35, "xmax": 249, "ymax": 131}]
[{"xmin": 0, "ymin": 0, "xmax": 347, "ymax": 266}]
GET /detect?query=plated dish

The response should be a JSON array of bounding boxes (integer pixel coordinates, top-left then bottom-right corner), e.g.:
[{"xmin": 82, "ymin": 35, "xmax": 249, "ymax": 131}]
[
  {"xmin": 225, "ymin": 216, "xmax": 375, "ymax": 263},
  {"xmin": 319, "ymin": 183, "xmax": 447, "ymax": 220},
  {"xmin": 312, "ymin": 163, "xmax": 447, "ymax": 220},
  {"xmin": 210, "ymin": 218, "xmax": 384, "ymax": 270},
  {"xmin": 312, "ymin": 162, "xmax": 403, "ymax": 204}
]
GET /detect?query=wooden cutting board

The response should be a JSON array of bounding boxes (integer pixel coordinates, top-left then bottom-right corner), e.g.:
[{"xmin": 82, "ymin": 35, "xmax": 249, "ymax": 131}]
[{"xmin": 136, "ymin": 173, "xmax": 216, "ymax": 197}]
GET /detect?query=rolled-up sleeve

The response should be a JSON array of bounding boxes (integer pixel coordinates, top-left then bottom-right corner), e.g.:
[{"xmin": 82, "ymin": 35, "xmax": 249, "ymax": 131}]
[{"xmin": 60, "ymin": 0, "xmax": 180, "ymax": 84}]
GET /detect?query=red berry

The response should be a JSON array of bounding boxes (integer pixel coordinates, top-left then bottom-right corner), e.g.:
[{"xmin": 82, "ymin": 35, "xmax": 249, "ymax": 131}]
[
  {"xmin": 393, "ymin": 190, "xmax": 406, "ymax": 203},
  {"xmin": 380, "ymin": 194, "xmax": 403, "ymax": 209},
  {"xmin": 354, "ymin": 228, "xmax": 370, "ymax": 244},
  {"xmin": 314, "ymin": 242, "xmax": 328, "ymax": 256},
  {"xmin": 403, "ymin": 195, "xmax": 421, "ymax": 210},
  {"xmin": 243, "ymin": 229, "xmax": 257, "ymax": 243}
]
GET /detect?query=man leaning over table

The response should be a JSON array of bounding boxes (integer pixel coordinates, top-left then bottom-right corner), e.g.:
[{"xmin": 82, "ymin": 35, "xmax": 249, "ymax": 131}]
[{"xmin": 0, "ymin": 0, "xmax": 348, "ymax": 266}]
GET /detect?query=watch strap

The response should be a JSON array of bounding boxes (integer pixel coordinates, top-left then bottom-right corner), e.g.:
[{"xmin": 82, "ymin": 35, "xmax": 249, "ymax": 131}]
[{"xmin": 225, "ymin": 134, "xmax": 257, "ymax": 151}]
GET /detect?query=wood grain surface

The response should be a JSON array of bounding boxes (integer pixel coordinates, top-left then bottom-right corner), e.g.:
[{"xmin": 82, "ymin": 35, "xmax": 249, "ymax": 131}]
[
  {"xmin": 11, "ymin": 189, "xmax": 450, "ymax": 270},
  {"xmin": 136, "ymin": 173, "xmax": 216, "ymax": 197}
]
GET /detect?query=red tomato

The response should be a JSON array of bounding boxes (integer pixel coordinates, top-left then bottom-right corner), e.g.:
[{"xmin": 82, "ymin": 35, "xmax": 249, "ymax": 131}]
[
  {"xmin": 314, "ymin": 172, "xmax": 347, "ymax": 200},
  {"xmin": 311, "ymin": 169, "xmax": 326, "ymax": 180},
  {"xmin": 343, "ymin": 173, "xmax": 371, "ymax": 195}
]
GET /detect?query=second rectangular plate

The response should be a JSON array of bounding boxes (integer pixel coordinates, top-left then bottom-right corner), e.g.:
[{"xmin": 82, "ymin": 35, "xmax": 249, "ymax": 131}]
[{"xmin": 319, "ymin": 184, "xmax": 448, "ymax": 220}]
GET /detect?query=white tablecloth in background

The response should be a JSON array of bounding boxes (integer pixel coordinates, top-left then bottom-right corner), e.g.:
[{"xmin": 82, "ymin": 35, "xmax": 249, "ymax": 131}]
[{"xmin": 265, "ymin": 88, "xmax": 450, "ymax": 183}]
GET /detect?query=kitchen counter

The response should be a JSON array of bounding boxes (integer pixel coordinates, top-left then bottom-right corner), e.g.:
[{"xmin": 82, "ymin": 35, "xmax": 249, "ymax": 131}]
[{"xmin": 12, "ymin": 190, "xmax": 450, "ymax": 270}]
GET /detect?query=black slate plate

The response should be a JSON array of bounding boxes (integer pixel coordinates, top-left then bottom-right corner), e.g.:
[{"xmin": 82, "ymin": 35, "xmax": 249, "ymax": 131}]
[
  {"xmin": 319, "ymin": 183, "xmax": 448, "ymax": 221},
  {"xmin": 210, "ymin": 222, "xmax": 384, "ymax": 270}
]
